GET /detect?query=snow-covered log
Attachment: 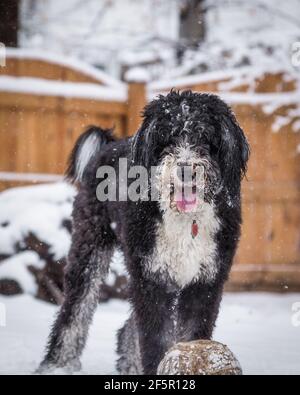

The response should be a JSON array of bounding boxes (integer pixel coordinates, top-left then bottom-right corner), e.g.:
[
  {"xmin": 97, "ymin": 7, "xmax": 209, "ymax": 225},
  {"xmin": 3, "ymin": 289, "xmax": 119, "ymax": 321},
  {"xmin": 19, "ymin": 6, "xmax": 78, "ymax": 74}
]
[{"xmin": 157, "ymin": 340, "xmax": 242, "ymax": 376}]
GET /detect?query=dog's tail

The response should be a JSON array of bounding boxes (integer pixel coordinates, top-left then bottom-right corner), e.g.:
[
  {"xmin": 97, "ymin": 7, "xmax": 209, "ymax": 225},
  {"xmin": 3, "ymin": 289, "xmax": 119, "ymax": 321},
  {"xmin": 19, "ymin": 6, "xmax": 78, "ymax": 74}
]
[{"xmin": 66, "ymin": 126, "xmax": 115, "ymax": 184}]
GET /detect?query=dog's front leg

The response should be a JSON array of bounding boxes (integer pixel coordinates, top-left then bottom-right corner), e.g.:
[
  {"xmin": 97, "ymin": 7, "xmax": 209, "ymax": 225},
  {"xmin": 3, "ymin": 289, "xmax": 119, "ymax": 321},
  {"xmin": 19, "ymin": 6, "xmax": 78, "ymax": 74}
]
[
  {"xmin": 177, "ymin": 281, "xmax": 224, "ymax": 342},
  {"xmin": 132, "ymin": 278, "xmax": 177, "ymax": 375},
  {"xmin": 39, "ymin": 190, "xmax": 114, "ymax": 373}
]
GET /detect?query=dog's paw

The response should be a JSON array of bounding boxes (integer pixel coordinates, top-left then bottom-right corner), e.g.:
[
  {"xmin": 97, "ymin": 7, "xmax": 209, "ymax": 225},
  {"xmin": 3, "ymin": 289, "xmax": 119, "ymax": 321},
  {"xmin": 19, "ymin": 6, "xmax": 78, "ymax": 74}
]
[{"xmin": 36, "ymin": 359, "xmax": 82, "ymax": 375}]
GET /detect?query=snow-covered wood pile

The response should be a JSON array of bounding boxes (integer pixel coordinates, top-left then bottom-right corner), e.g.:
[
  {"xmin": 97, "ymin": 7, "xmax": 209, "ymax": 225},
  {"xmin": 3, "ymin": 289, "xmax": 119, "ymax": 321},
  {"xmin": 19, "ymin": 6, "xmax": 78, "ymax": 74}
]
[
  {"xmin": 0, "ymin": 183, "xmax": 128, "ymax": 304},
  {"xmin": 158, "ymin": 340, "xmax": 242, "ymax": 375}
]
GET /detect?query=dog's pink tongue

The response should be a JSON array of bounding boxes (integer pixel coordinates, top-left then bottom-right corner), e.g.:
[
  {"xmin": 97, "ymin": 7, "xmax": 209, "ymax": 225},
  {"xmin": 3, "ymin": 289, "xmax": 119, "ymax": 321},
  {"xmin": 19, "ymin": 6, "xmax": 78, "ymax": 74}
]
[{"xmin": 175, "ymin": 191, "xmax": 197, "ymax": 213}]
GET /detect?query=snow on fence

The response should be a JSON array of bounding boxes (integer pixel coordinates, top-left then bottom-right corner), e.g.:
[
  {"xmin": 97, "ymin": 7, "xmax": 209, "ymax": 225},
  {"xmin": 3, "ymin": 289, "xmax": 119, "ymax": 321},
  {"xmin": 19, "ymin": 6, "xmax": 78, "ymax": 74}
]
[
  {"xmin": 3, "ymin": 48, "xmax": 125, "ymax": 88},
  {"xmin": 0, "ymin": 53, "xmax": 299, "ymax": 291}
]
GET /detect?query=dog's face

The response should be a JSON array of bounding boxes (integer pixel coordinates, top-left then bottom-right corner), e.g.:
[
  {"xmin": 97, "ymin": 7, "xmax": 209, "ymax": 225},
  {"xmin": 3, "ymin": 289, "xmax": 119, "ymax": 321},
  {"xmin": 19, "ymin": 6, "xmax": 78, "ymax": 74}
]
[{"xmin": 132, "ymin": 91, "xmax": 250, "ymax": 213}]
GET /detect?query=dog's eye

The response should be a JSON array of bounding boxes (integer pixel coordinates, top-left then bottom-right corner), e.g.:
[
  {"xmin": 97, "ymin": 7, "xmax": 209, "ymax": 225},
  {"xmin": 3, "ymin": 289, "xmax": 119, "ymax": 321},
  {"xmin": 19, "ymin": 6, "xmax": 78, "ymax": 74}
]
[
  {"xmin": 209, "ymin": 136, "xmax": 220, "ymax": 155},
  {"xmin": 161, "ymin": 147, "xmax": 172, "ymax": 156},
  {"xmin": 210, "ymin": 145, "xmax": 219, "ymax": 157}
]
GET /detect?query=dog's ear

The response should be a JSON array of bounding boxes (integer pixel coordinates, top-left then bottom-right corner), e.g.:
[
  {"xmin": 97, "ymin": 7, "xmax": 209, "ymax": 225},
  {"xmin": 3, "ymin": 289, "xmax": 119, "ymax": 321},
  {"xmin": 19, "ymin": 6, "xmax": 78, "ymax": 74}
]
[
  {"xmin": 131, "ymin": 126, "xmax": 148, "ymax": 168},
  {"xmin": 218, "ymin": 110, "xmax": 250, "ymax": 193},
  {"xmin": 131, "ymin": 120, "xmax": 159, "ymax": 169}
]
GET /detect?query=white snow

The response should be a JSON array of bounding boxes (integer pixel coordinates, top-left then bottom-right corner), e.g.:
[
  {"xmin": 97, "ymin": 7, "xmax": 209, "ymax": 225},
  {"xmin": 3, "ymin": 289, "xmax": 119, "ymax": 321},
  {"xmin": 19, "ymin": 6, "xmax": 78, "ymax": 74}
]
[
  {"xmin": 6, "ymin": 48, "xmax": 125, "ymax": 89},
  {"xmin": 0, "ymin": 172, "xmax": 63, "ymax": 183},
  {"xmin": 149, "ymin": 80, "xmax": 300, "ymax": 106},
  {"xmin": 0, "ymin": 295, "xmax": 128, "ymax": 375},
  {"xmin": 0, "ymin": 76, "xmax": 127, "ymax": 103},
  {"xmin": 0, "ymin": 293, "xmax": 299, "ymax": 375},
  {"xmin": 272, "ymin": 116, "xmax": 293, "ymax": 133},
  {"xmin": 0, "ymin": 252, "xmax": 44, "ymax": 295},
  {"xmin": 263, "ymin": 102, "xmax": 300, "ymax": 133},
  {"xmin": 125, "ymin": 67, "xmax": 151, "ymax": 83},
  {"xmin": 0, "ymin": 183, "xmax": 75, "ymax": 259},
  {"xmin": 220, "ymin": 91, "xmax": 300, "ymax": 107},
  {"xmin": 175, "ymin": 0, "xmax": 300, "ymax": 79},
  {"xmin": 19, "ymin": 0, "xmax": 179, "ymax": 79},
  {"xmin": 18, "ymin": 0, "xmax": 300, "ymax": 83},
  {"xmin": 149, "ymin": 66, "xmax": 285, "ymax": 93},
  {"xmin": 16, "ymin": 0, "xmax": 300, "ymax": 90},
  {"xmin": 293, "ymin": 120, "xmax": 300, "ymax": 133},
  {"xmin": 119, "ymin": 50, "xmax": 163, "ymax": 67},
  {"xmin": 106, "ymin": 250, "xmax": 127, "ymax": 287}
]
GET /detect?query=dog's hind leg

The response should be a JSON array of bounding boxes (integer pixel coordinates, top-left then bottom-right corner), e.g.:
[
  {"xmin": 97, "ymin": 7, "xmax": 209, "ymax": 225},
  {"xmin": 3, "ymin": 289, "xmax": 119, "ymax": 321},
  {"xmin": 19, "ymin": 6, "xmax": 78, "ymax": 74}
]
[
  {"xmin": 39, "ymin": 187, "xmax": 115, "ymax": 373},
  {"xmin": 117, "ymin": 313, "xmax": 143, "ymax": 375}
]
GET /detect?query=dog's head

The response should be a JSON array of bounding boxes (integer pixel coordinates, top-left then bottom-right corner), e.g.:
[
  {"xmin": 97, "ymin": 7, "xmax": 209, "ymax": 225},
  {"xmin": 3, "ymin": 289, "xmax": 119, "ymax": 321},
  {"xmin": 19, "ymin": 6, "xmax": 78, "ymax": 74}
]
[{"xmin": 132, "ymin": 91, "xmax": 249, "ymax": 213}]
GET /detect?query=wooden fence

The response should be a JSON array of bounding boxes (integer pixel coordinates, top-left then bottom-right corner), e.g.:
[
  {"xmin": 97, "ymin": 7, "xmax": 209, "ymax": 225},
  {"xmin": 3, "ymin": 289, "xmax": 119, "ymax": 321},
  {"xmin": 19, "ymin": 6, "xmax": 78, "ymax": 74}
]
[
  {"xmin": 0, "ymin": 54, "xmax": 299, "ymax": 290},
  {"xmin": 0, "ymin": 54, "xmax": 146, "ymax": 190}
]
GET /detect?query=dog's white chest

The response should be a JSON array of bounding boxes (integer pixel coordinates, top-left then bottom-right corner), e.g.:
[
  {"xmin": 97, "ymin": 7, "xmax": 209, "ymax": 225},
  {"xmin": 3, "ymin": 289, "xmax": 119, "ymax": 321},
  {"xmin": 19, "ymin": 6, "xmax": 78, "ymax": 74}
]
[{"xmin": 150, "ymin": 205, "xmax": 220, "ymax": 288}]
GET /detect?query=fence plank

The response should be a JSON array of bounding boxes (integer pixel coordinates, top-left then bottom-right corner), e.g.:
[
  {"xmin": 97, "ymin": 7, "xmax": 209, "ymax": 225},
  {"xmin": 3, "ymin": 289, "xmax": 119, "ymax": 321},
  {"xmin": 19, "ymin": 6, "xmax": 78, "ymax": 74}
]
[
  {"xmin": 1, "ymin": 57, "xmax": 114, "ymax": 86},
  {"xmin": 63, "ymin": 98, "xmax": 127, "ymax": 116},
  {"xmin": 127, "ymin": 82, "xmax": 147, "ymax": 136},
  {"xmin": 0, "ymin": 108, "xmax": 18, "ymax": 172}
]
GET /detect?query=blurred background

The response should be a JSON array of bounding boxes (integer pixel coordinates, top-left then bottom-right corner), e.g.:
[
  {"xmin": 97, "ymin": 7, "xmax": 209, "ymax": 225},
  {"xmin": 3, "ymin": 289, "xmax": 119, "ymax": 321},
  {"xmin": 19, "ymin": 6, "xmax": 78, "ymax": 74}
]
[{"xmin": 0, "ymin": 0, "xmax": 299, "ymax": 375}]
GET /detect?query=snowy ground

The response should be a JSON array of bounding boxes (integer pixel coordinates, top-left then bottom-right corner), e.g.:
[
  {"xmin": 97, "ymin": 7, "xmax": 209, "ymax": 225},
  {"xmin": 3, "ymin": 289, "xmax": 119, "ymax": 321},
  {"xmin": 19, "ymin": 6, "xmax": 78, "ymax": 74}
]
[{"xmin": 0, "ymin": 293, "xmax": 299, "ymax": 375}]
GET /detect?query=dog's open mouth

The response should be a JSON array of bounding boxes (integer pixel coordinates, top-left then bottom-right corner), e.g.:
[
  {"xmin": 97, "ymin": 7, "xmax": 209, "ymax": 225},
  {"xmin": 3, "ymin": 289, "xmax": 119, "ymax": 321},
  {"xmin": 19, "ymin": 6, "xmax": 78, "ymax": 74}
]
[{"xmin": 170, "ymin": 184, "xmax": 199, "ymax": 213}]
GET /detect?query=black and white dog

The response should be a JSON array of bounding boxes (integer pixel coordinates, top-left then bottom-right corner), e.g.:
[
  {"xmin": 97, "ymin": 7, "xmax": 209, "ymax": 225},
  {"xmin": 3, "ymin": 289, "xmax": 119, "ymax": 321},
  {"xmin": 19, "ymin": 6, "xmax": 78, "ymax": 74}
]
[{"xmin": 40, "ymin": 90, "xmax": 249, "ymax": 375}]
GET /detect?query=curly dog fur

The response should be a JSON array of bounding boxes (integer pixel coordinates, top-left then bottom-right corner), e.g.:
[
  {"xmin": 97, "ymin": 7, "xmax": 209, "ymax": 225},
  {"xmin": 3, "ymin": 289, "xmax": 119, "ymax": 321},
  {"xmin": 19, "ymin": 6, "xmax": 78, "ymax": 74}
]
[{"xmin": 39, "ymin": 91, "xmax": 249, "ymax": 375}]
